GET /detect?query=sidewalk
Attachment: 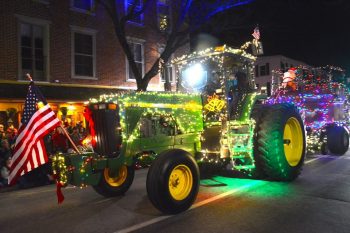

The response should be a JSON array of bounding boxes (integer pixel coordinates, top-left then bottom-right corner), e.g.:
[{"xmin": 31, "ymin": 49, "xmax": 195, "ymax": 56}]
[
  {"xmin": 0, "ymin": 177, "xmax": 55, "ymax": 193},
  {"xmin": 0, "ymin": 185, "xmax": 19, "ymax": 193}
]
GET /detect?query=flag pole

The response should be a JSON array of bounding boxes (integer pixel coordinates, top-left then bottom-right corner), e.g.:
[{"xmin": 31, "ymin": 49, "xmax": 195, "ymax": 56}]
[
  {"xmin": 26, "ymin": 73, "xmax": 33, "ymax": 82},
  {"xmin": 26, "ymin": 73, "xmax": 82, "ymax": 154},
  {"xmin": 59, "ymin": 124, "xmax": 82, "ymax": 154}
]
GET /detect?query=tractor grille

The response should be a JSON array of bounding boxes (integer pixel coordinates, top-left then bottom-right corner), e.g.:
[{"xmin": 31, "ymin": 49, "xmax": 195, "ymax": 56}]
[{"xmin": 91, "ymin": 103, "xmax": 122, "ymax": 157}]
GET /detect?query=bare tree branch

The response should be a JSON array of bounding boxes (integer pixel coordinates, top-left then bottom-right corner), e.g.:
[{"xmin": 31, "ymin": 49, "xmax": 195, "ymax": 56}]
[{"xmin": 96, "ymin": 0, "xmax": 255, "ymax": 91}]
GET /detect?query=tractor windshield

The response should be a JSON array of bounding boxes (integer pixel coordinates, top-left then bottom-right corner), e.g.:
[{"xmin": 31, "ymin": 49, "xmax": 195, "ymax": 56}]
[
  {"xmin": 177, "ymin": 54, "xmax": 254, "ymax": 96},
  {"xmin": 176, "ymin": 51, "xmax": 255, "ymax": 122}
]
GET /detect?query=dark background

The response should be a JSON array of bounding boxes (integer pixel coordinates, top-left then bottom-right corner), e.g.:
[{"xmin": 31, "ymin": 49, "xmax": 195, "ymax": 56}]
[{"xmin": 205, "ymin": 0, "xmax": 350, "ymax": 74}]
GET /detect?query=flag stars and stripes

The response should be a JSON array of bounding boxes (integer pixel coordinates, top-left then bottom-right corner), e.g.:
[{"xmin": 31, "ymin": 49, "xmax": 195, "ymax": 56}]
[{"xmin": 8, "ymin": 82, "xmax": 60, "ymax": 185}]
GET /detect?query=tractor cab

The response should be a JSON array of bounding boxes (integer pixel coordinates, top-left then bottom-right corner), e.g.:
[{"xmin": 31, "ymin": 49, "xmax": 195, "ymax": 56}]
[
  {"xmin": 176, "ymin": 46, "xmax": 256, "ymax": 122},
  {"xmin": 174, "ymin": 46, "xmax": 259, "ymax": 169}
]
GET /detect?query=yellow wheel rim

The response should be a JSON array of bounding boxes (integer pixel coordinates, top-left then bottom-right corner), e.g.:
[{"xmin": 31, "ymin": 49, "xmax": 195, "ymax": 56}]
[
  {"xmin": 284, "ymin": 117, "xmax": 303, "ymax": 167},
  {"xmin": 104, "ymin": 165, "xmax": 128, "ymax": 187},
  {"xmin": 168, "ymin": 165, "xmax": 193, "ymax": 201}
]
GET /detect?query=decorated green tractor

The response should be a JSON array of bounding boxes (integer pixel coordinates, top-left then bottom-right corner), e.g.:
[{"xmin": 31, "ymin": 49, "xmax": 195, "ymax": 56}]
[
  {"xmin": 268, "ymin": 66, "xmax": 349, "ymax": 155},
  {"xmin": 53, "ymin": 45, "xmax": 306, "ymax": 214}
]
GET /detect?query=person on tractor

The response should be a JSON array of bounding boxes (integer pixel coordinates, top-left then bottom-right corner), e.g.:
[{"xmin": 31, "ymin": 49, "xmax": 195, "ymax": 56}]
[{"xmin": 282, "ymin": 68, "xmax": 297, "ymax": 91}]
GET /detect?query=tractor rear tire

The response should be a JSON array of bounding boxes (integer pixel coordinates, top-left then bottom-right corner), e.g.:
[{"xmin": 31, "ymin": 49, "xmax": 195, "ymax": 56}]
[
  {"xmin": 146, "ymin": 149, "xmax": 199, "ymax": 214},
  {"xmin": 93, "ymin": 165, "xmax": 135, "ymax": 197},
  {"xmin": 320, "ymin": 143, "xmax": 329, "ymax": 155},
  {"xmin": 327, "ymin": 125, "xmax": 349, "ymax": 155},
  {"xmin": 250, "ymin": 104, "xmax": 269, "ymax": 179},
  {"xmin": 255, "ymin": 103, "xmax": 306, "ymax": 181}
]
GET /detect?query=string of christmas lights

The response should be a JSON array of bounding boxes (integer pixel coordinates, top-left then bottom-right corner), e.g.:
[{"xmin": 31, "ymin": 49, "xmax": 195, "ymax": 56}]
[{"xmin": 269, "ymin": 66, "xmax": 350, "ymax": 154}]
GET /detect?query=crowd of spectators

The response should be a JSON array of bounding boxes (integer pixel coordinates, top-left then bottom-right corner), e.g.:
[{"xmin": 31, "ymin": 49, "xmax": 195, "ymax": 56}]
[
  {"xmin": 0, "ymin": 123, "xmax": 16, "ymax": 187},
  {"xmin": 0, "ymin": 121, "xmax": 87, "ymax": 189}
]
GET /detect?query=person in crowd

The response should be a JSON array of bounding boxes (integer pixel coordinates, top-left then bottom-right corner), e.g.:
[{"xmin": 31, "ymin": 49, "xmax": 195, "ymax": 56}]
[
  {"xmin": 0, "ymin": 124, "xmax": 5, "ymax": 140},
  {"xmin": 0, "ymin": 157, "xmax": 11, "ymax": 187},
  {"xmin": 0, "ymin": 139, "xmax": 12, "ymax": 187},
  {"xmin": 64, "ymin": 121, "xmax": 74, "ymax": 134},
  {"xmin": 52, "ymin": 127, "xmax": 68, "ymax": 153},
  {"xmin": 0, "ymin": 139, "xmax": 11, "ymax": 166},
  {"xmin": 76, "ymin": 121, "xmax": 86, "ymax": 137},
  {"xmin": 70, "ymin": 127, "xmax": 82, "ymax": 147},
  {"xmin": 6, "ymin": 121, "xmax": 18, "ymax": 146}
]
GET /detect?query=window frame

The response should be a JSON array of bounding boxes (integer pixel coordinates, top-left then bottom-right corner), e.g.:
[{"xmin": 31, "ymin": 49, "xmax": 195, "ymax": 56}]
[
  {"xmin": 265, "ymin": 62, "xmax": 270, "ymax": 75},
  {"xmin": 157, "ymin": 0, "xmax": 171, "ymax": 32},
  {"xmin": 158, "ymin": 44, "xmax": 175, "ymax": 83},
  {"xmin": 71, "ymin": 26, "xmax": 97, "ymax": 80},
  {"xmin": 255, "ymin": 65, "xmax": 259, "ymax": 77},
  {"xmin": 260, "ymin": 65, "xmax": 266, "ymax": 76},
  {"xmin": 160, "ymin": 64, "xmax": 175, "ymax": 83},
  {"xmin": 70, "ymin": 0, "xmax": 95, "ymax": 15},
  {"xmin": 124, "ymin": 0, "xmax": 144, "ymax": 26},
  {"xmin": 258, "ymin": 63, "xmax": 270, "ymax": 76},
  {"xmin": 16, "ymin": 15, "xmax": 50, "ymax": 82},
  {"xmin": 280, "ymin": 61, "xmax": 285, "ymax": 70},
  {"xmin": 32, "ymin": 0, "xmax": 50, "ymax": 5},
  {"xmin": 126, "ymin": 37, "xmax": 145, "ymax": 82}
]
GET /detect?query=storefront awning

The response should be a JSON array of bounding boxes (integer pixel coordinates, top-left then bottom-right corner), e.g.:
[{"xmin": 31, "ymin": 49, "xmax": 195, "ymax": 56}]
[{"xmin": 0, "ymin": 81, "xmax": 121, "ymax": 102}]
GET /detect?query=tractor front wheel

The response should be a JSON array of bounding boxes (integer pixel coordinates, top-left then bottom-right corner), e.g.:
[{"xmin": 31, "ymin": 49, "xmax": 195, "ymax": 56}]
[
  {"xmin": 146, "ymin": 149, "xmax": 199, "ymax": 214},
  {"xmin": 93, "ymin": 165, "xmax": 135, "ymax": 197}
]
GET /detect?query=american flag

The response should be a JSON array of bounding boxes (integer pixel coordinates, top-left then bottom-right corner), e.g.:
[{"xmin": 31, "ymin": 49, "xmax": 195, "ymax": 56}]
[
  {"xmin": 252, "ymin": 26, "xmax": 260, "ymax": 40},
  {"xmin": 8, "ymin": 81, "xmax": 60, "ymax": 185}
]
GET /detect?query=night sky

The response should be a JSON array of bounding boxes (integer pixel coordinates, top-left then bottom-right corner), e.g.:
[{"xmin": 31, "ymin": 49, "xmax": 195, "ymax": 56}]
[{"xmin": 215, "ymin": 0, "xmax": 350, "ymax": 74}]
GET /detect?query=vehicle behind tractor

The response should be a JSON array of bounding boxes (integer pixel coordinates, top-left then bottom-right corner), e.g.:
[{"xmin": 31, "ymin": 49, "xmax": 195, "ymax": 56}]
[
  {"xmin": 53, "ymin": 45, "xmax": 306, "ymax": 214},
  {"xmin": 268, "ymin": 66, "xmax": 349, "ymax": 155}
]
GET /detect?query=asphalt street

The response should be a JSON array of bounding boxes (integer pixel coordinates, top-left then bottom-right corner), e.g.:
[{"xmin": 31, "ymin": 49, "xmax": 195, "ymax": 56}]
[{"xmin": 1, "ymin": 153, "xmax": 350, "ymax": 233}]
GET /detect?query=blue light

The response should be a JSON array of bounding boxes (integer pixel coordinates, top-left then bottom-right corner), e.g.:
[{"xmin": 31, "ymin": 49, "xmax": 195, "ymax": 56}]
[{"xmin": 205, "ymin": 0, "xmax": 256, "ymax": 20}]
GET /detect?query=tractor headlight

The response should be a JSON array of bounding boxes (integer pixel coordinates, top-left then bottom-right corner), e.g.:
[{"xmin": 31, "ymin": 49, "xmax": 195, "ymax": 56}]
[{"xmin": 181, "ymin": 63, "xmax": 207, "ymax": 92}]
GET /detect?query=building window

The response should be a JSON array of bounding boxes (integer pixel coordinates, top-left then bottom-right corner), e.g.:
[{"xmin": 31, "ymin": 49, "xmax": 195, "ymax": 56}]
[
  {"xmin": 280, "ymin": 61, "xmax": 285, "ymax": 70},
  {"xmin": 126, "ymin": 39, "xmax": 144, "ymax": 81},
  {"xmin": 18, "ymin": 19, "xmax": 49, "ymax": 82},
  {"xmin": 71, "ymin": 27, "xmax": 96, "ymax": 79},
  {"xmin": 125, "ymin": 0, "xmax": 144, "ymax": 25},
  {"xmin": 161, "ymin": 65, "xmax": 174, "ymax": 83},
  {"xmin": 260, "ymin": 65, "xmax": 266, "ymax": 76},
  {"xmin": 157, "ymin": 0, "xmax": 171, "ymax": 32},
  {"xmin": 32, "ymin": 0, "xmax": 50, "ymax": 4},
  {"xmin": 259, "ymin": 63, "xmax": 270, "ymax": 76},
  {"xmin": 266, "ymin": 63, "xmax": 270, "ymax": 75},
  {"xmin": 158, "ymin": 45, "xmax": 174, "ymax": 83},
  {"xmin": 71, "ymin": 0, "xmax": 95, "ymax": 13},
  {"xmin": 255, "ymin": 65, "xmax": 259, "ymax": 77}
]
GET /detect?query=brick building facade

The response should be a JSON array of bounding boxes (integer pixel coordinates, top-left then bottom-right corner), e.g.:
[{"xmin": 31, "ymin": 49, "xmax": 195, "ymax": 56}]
[{"xmin": 0, "ymin": 0, "xmax": 186, "ymax": 127}]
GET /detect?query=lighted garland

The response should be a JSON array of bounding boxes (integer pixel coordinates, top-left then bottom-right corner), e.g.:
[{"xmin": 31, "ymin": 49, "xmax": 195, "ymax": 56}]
[
  {"xmin": 89, "ymin": 44, "xmax": 259, "ymax": 174},
  {"xmin": 78, "ymin": 156, "xmax": 94, "ymax": 188},
  {"xmin": 91, "ymin": 91, "xmax": 204, "ymax": 145},
  {"xmin": 52, "ymin": 153, "xmax": 99, "ymax": 188},
  {"xmin": 52, "ymin": 153, "xmax": 69, "ymax": 187},
  {"xmin": 269, "ymin": 66, "xmax": 350, "ymax": 154},
  {"xmin": 172, "ymin": 44, "xmax": 257, "ymax": 171},
  {"xmin": 172, "ymin": 45, "xmax": 256, "ymax": 66}
]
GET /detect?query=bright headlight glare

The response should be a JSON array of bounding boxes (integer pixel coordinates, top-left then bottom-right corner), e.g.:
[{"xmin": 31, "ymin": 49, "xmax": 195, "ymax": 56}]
[{"xmin": 181, "ymin": 63, "xmax": 207, "ymax": 91}]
